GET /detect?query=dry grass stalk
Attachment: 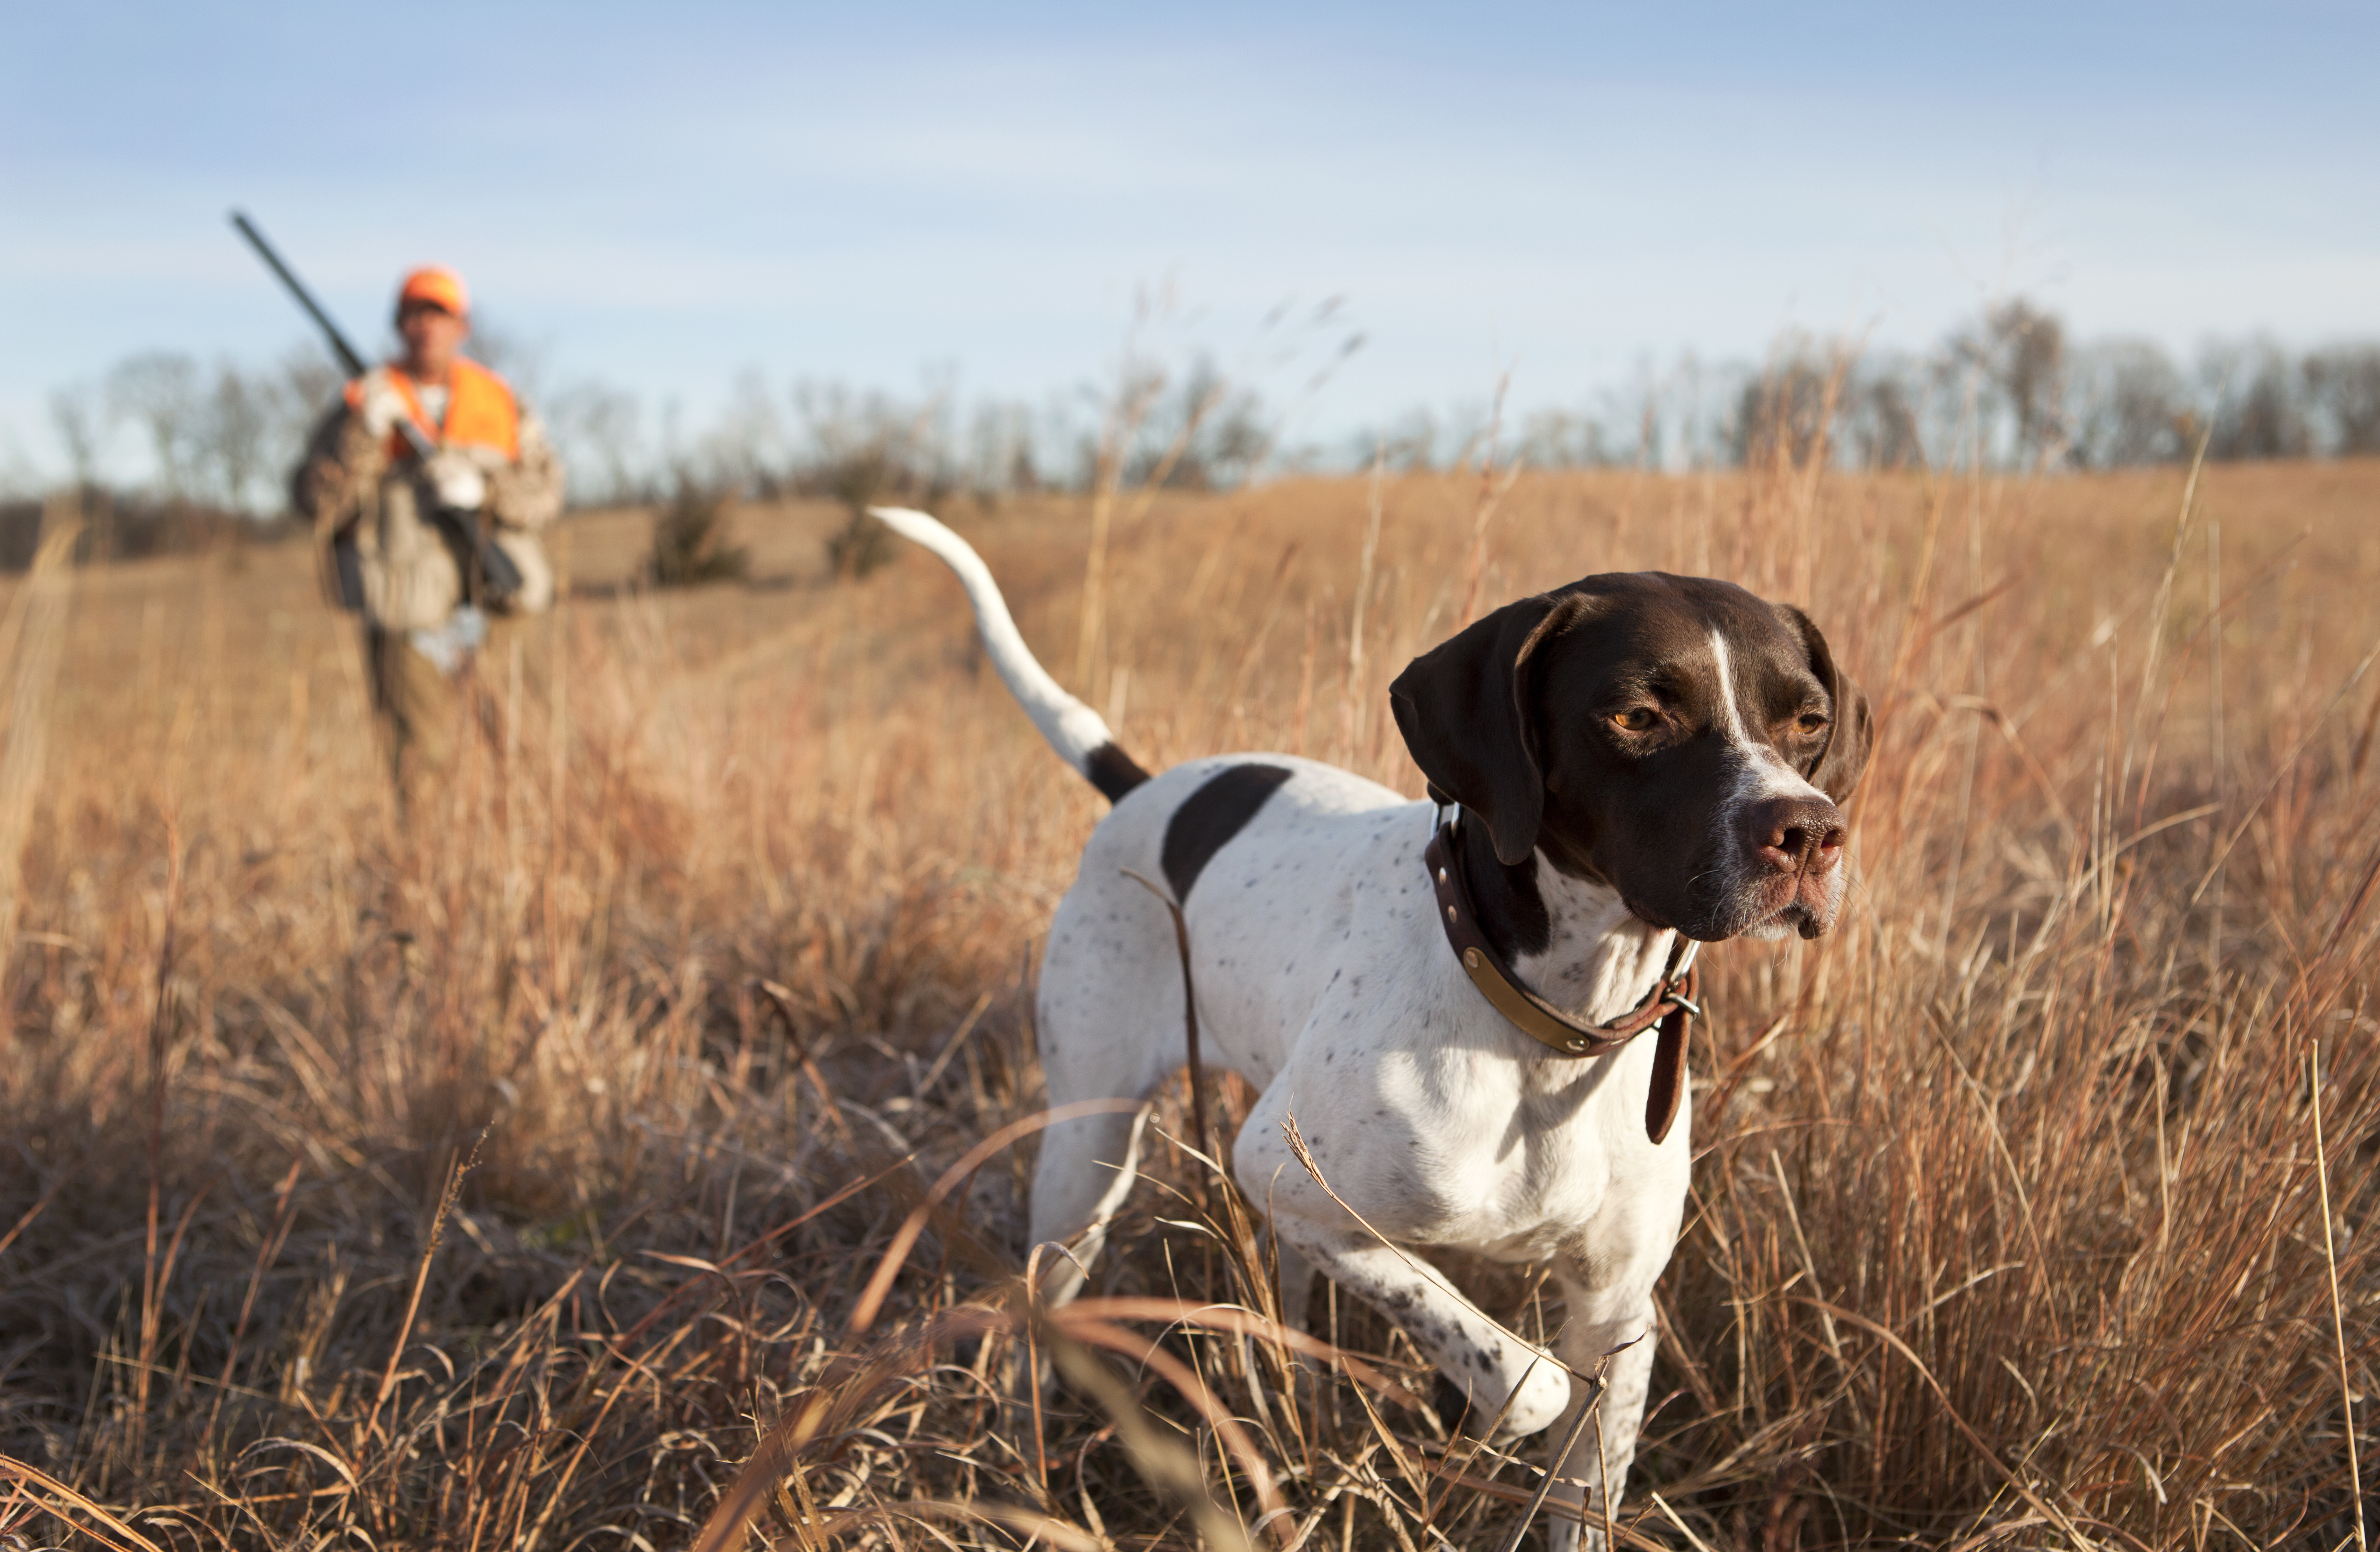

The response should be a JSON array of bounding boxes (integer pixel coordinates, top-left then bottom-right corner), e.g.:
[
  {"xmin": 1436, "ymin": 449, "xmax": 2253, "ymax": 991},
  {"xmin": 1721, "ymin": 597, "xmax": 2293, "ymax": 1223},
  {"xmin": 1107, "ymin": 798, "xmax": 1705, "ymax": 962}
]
[
  {"xmin": 2312, "ymin": 1039, "xmax": 2368, "ymax": 1552},
  {"xmin": 0, "ymin": 505, "xmax": 81, "ymax": 986},
  {"xmin": 0, "ymin": 462, "xmax": 2372, "ymax": 1549}
]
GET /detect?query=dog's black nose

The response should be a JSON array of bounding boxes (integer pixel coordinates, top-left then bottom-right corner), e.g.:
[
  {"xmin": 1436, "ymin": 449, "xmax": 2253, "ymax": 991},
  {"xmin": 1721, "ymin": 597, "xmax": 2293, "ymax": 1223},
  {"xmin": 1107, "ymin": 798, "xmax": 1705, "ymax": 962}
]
[{"xmin": 1747, "ymin": 795, "xmax": 1845, "ymax": 874}]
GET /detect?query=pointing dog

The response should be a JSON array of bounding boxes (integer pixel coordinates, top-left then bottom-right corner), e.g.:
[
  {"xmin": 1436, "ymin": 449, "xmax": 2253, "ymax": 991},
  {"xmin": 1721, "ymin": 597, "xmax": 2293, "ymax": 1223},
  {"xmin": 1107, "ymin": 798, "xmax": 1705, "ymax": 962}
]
[{"xmin": 871, "ymin": 507, "xmax": 1870, "ymax": 1547}]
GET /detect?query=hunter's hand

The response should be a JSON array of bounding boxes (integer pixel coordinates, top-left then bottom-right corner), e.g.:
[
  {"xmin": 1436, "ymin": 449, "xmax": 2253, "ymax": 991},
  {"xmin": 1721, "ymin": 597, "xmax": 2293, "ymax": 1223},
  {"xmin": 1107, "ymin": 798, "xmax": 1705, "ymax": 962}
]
[
  {"xmin": 358, "ymin": 380, "xmax": 409, "ymax": 440},
  {"xmin": 425, "ymin": 451, "xmax": 488, "ymax": 512}
]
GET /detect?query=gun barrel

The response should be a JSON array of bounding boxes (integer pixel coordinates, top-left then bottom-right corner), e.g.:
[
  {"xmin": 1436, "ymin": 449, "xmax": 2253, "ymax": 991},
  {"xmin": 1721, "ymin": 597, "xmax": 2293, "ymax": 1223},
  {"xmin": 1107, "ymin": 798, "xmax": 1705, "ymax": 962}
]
[{"xmin": 229, "ymin": 211, "xmax": 370, "ymax": 380}]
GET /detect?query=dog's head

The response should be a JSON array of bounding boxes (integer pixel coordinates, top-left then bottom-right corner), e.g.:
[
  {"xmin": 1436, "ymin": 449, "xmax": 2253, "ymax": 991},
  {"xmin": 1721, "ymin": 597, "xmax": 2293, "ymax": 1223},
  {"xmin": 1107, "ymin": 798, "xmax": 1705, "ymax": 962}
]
[{"xmin": 1390, "ymin": 572, "xmax": 1871, "ymax": 942}]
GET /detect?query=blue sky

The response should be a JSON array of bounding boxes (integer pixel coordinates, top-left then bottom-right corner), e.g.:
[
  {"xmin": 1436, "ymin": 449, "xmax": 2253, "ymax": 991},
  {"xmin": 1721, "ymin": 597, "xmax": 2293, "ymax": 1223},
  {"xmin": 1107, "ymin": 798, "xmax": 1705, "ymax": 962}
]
[{"xmin": 4, "ymin": 1, "xmax": 2376, "ymax": 480}]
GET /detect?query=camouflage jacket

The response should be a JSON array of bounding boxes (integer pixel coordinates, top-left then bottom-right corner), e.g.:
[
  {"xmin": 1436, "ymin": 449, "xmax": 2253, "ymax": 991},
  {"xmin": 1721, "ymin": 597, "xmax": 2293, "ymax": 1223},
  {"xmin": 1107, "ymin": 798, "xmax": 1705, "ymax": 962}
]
[{"xmin": 290, "ymin": 364, "xmax": 565, "ymax": 631}]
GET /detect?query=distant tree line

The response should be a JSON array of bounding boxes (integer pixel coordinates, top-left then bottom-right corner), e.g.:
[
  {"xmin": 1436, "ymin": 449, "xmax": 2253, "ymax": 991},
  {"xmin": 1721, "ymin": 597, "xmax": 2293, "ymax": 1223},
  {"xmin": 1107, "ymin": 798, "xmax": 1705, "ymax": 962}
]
[
  {"xmin": 1483, "ymin": 301, "xmax": 2380, "ymax": 476},
  {"xmin": 9, "ymin": 297, "xmax": 2375, "ymax": 570},
  {"xmin": 14, "ymin": 345, "xmax": 1269, "ymax": 531},
  {"xmin": 543, "ymin": 356, "xmax": 1273, "ymax": 515},
  {"xmin": 0, "ymin": 490, "xmax": 272, "ymax": 572},
  {"xmin": 38, "ymin": 349, "xmax": 340, "ymax": 517},
  {"xmin": 0, "ymin": 348, "xmax": 336, "ymax": 567}
]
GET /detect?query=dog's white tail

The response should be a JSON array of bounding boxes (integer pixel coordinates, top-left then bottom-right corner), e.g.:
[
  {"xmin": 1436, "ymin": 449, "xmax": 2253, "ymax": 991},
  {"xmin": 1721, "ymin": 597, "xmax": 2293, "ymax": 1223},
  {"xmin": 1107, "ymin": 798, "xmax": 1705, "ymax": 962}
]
[{"xmin": 869, "ymin": 506, "xmax": 1152, "ymax": 803}]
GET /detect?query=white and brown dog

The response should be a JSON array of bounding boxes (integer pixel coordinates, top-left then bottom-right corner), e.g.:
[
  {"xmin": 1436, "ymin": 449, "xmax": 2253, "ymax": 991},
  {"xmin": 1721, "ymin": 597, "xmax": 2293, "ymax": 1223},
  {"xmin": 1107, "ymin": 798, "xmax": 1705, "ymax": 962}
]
[{"xmin": 872, "ymin": 507, "xmax": 1870, "ymax": 1546}]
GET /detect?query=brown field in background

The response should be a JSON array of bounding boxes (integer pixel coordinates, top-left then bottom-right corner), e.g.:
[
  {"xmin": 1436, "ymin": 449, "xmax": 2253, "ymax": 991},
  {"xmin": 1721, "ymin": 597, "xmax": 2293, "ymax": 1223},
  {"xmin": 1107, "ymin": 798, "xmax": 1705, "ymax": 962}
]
[{"xmin": 1, "ymin": 458, "xmax": 2376, "ymax": 1549}]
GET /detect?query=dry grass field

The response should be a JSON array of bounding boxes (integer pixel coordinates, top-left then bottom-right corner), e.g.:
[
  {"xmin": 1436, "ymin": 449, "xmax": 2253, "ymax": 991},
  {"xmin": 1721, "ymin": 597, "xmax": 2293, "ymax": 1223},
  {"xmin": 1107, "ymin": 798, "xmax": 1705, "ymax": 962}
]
[{"xmin": 1, "ymin": 456, "xmax": 2375, "ymax": 1550}]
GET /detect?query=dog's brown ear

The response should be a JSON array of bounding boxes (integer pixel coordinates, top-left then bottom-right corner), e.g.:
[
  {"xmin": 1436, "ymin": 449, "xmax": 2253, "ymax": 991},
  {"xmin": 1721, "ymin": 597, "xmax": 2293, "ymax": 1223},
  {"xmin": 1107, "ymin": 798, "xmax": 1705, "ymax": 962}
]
[
  {"xmin": 1390, "ymin": 592, "xmax": 1597, "ymax": 865},
  {"xmin": 1778, "ymin": 605, "xmax": 1873, "ymax": 803}
]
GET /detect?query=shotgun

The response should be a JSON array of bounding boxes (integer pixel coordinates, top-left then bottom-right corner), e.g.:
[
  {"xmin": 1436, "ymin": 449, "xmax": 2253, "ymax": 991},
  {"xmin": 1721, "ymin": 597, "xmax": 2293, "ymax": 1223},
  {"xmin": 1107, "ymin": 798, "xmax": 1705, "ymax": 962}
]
[{"xmin": 230, "ymin": 210, "xmax": 523, "ymax": 607}]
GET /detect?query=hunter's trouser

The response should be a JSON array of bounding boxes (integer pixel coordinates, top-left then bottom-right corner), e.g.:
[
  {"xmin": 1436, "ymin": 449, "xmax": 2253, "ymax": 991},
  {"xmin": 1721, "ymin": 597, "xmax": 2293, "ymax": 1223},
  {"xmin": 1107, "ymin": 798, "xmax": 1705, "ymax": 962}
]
[{"xmin": 365, "ymin": 624, "xmax": 459, "ymax": 822}]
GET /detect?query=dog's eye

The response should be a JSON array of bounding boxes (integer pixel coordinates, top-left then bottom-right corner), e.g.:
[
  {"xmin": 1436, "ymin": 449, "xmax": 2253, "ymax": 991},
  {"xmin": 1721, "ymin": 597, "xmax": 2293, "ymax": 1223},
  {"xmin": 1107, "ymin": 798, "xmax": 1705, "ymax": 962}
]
[
  {"xmin": 1797, "ymin": 713, "xmax": 1830, "ymax": 736},
  {"xmin": 1611, "ymin": 708, "xmax": 1659, "ymax": 732}
]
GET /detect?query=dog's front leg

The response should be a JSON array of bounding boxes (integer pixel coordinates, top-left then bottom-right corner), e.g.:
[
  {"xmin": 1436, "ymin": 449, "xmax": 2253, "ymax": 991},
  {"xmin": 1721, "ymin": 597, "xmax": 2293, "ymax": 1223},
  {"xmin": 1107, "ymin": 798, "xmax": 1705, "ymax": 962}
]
[
  {"xmin": 1236, "ymin": 1089, "xmax": 1574, "ymax": 1440},
  {"xmin": 1539, "ymin": 1271, "xmax": 1663, "ymax": 1552},
  {"xmin": 1270, "ymin": 1217, "xmax": 1575, "ymax": 1439}
]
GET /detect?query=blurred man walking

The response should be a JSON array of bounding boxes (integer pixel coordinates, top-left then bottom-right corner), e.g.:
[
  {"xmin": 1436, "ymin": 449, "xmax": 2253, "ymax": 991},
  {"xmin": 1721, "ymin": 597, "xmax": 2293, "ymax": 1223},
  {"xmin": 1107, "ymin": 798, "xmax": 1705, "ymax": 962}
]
[{"xmin": 292, "ymin": 265, "xmax": 562, "ymax": 818}]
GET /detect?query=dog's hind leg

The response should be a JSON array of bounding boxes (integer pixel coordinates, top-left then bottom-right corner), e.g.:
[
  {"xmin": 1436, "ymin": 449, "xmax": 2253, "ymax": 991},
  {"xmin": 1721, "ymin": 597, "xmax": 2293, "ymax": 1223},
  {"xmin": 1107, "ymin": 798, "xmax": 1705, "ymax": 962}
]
[
  {"xmin": 1272, "ymin": 1240, "xmax": 1316, "ymax": 1333},
  {"xmin": 1024, "ymin": 871, "xmax": 1183, "ymax": 1306},
  {"xmin": 1026, "ymin": 1100, "xmax": 1153, "ymax": 1307}
]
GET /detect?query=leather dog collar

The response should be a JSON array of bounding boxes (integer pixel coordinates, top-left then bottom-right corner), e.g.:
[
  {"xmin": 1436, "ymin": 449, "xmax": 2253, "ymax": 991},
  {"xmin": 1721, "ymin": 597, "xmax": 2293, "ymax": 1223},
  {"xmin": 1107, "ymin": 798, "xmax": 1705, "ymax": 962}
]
[{"xmin": 1424, "ymin": 810, "xmax": 1701, "ymax": 1144}]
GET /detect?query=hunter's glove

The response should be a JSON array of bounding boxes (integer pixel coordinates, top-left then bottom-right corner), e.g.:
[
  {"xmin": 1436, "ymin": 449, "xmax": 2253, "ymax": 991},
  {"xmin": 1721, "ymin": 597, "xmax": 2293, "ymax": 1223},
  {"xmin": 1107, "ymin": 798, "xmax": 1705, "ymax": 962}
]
[
  {"xmin": 358, "ymin": 379, "xmax": 410, "ymax": 440},
  {"xmin": 424, "ymin": 450, "xmax": 488, "ymax": 512}
]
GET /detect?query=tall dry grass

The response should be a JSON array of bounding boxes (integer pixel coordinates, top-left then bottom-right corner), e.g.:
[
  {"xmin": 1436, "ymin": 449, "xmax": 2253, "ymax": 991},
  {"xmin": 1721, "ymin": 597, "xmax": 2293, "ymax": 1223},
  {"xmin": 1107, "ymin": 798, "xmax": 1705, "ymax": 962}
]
[{"xmin": 0, "ymin": 455, "xmax": 2374, "ymax": 1550}]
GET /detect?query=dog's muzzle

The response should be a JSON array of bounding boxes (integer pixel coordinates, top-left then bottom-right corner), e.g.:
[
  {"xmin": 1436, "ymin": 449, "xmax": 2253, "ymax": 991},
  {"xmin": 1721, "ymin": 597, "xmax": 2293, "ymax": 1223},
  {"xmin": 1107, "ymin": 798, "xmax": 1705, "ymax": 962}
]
[{"xmin": 1743, "ymin": 793, "xmax": 1847, "ymax": 939}]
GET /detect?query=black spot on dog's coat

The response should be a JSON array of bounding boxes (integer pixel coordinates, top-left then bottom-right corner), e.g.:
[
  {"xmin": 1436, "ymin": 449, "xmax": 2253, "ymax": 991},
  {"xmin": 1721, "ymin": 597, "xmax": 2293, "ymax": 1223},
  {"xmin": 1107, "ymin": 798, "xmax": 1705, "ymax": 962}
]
[
  {"xmin": 1163, "ymin": 763, "xmax": 1295, "ymax": 901},
  {"xmin": 1084, "ymin": 740, "xmax": 1152, "ymax": 802}
]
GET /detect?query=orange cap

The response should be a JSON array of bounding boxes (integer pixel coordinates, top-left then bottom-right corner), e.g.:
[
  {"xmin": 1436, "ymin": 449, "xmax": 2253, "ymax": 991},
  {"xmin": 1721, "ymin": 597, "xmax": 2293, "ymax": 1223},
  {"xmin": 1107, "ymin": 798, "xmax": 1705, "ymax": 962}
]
[{"xmin": 396, "ymin": 265, "xmax": 470, "ymax": 318}]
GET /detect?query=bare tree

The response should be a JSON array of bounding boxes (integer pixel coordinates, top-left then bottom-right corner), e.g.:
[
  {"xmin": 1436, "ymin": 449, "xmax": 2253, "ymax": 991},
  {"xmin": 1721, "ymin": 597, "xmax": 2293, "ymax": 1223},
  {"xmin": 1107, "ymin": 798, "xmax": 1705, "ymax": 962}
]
[
  {"xmin": 699, "ymin": 369, "xmax": 791, "ymax": 497},
  {"xmin": 273, "ymin": 348, "xmax": 342, "ymax": 422},
  {"xmin": 1733, "ymin": 348, "xmax": 1837, "ymax": 468},
  {"xmin": 108, "ymin": 352, "xmax": 204, "ymax": 501},
  {"xmin": 200, "ymin": 362, "xmax": 274, "ymax": 511},
  {"xmin": 2200, "ymin": 338, "xmax": 2310, "ymax": 460},
  {"xmin": 1123, "ymin": 355, "xmax": 1266, "ymax": 491},
  {"xmin": 48, "ymin": 385, "xmax": 107, "ymax": 492},
  {"xmin": 1516, "ymin": 405, "xmax": 1617, "ymax": 470},
  {"xmin": 546, "ymin": 381, "xmax": 648, "ymax": 507},
  {"xmin": 1370, "ymin": 405, "xmax": 1444, "ymax": 472},
  {"xmin": 2067, "ymin": 339, "xmax": 2189, "ymax": 467},
  {"xmin": 2304, "ymin": 344, "xmax": 2380, "ymax": 455},
  {"xmin": 1942, "ymin": 298, "xmax": 2068, "ymax": 468},
  {"xmin": 963, "ymin": 399, "xmax": 1040, "ymax": 505},
  {"xmin": 1842, "ymin": 362, "xmax": 1925, "ymax": 470},
  {"xmin": 1998, "ymin": 300, "xmax": 2067, "ymax": 464}
]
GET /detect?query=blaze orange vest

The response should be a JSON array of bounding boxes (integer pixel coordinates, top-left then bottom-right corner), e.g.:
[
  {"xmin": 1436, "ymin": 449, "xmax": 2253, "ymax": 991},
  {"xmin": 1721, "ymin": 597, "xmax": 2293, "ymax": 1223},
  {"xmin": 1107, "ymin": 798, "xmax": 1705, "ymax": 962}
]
[{"xmin": 345, "ymin": 357, "xmax": 521, "ymax": 461}]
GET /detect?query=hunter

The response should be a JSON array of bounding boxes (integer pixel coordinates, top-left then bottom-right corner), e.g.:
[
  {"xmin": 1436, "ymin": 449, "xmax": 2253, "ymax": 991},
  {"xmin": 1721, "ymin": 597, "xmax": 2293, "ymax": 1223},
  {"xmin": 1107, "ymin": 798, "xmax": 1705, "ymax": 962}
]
[{"xmin": 292, "ymin": 264, "xmax": 562, "ymax": 815}]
